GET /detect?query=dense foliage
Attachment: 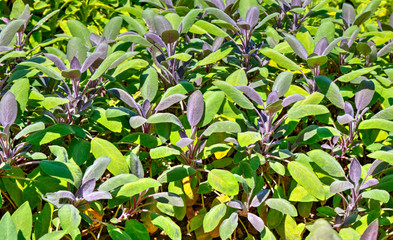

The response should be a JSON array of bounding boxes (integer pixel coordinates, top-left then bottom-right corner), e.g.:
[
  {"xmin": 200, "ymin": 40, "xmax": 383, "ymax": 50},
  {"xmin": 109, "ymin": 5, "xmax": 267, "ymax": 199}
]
[{"xmin": 1, "ymin": 0, "xmax": 393, "ymax": 239}]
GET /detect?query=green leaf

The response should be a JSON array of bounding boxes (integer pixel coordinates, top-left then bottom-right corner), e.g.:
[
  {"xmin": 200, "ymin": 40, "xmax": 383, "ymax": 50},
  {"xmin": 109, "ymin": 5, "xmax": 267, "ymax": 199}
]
[
  {"xmin": 11, "ymin": 201, "xmax": 32, "ymax": 240},
  {"xmin": 120, "ymin": 133, "xmax": 162, "ymax": 148},
  {"xmin": 200, "ymin": 91, "xmax": 225, "ymax": 127},
  {"xmin": 358, "ymin": 119, "xmax": 393, "ymax": 132},
  {"xmin": 150, "ymin": 147, "xmax": 180, "ymax": 159},
  {"xmin": 287, "ymin": 104, "xmax": 330, "ymax": 119},
  {"xmin": 272, "ymin": 72, "xmax": 293, "ymax": 97},
  {"xmin": 265, "ymin": 198, "xmax": 298, "ymax": 217},
  {"xmin": 308, "ymin": 150, "xmax": 345, "ymax": 177},
  {"xmin": 167, "ymin": 53, "xmax": 192, "ymax": 62},
  {"xmin": 10, "ymin": 0, "xmax": 25, "ymax": 19},
  {"xmin": 147, "ymin": 113, "xmax": 183, "ymax": 128},
  {"xmin": 91, "ymin": 137, "xmax": 129, "ymax": 176},
  {"xmin": 10, "ymin": 78, "xmax": 29, "ymax": 113},
  {"xmin": 67, "ymin": 37, "xmax": 87, "ymax": 63},
  {"xmin": 0, "ymin": 19, "xmax": 25, "ymax": 46},
  {"xmin": 238, "ymin": 131, "xmax": 262, "ymax": 147},
  {"xmin": 203, "ymin": 203, "xmax": 227, "ymax": 232},
  {"xmin": 288, "ymin": 161, "xmax": 325, "ymax": 200},
  {"xmin": 40, "ymin": 97, "xmax": 69, "ymax": 110},
  {"xmin": 260, "ymin": 48, "xmax": 300, "ymax": 71},
  {"xmin": 196, "ymin": 48, "xmax": 233, "ymax": 66},
  {"xmin": 0, "ymin": 51, "xmax": 26, "ymax": 62},
  {"xmin": 34, "ymin": 203, "xmax": 53, "ymax": 239},
  {"xmin": 0, "ymin": 212, "xmax": 17, "ymax": 240},
  {"xmin": 91, "ymin": 51, "xmax": 126, "ymax": 80},
  {"xmin": 38, "ymin": 231, "xmax": 66, "ymax": 240},
  {"xmin": 219, "ymin": 212, "xmax": 238, "ymax": 239},
  {"xmin": 122, "ymin": 15, "xmax": 145, "ymax": 35},
  {"xmin": 40, "ymin": 160, "xmax": 82, "ymax": 187},
  {"xmin": 203, "ymin": 121, "xmax": 241, "ymax": 136},
  {"xmin": 372, "ymin": 105, "xmax": 393, "ymax": 120},
  {"xmin": 18, "ymin": 61, "xmax": 62, "ymax": 80},
  {"xmin": 226, "ymin": 69, "xmax": 248, "ymax": 86},
  {"xmin": 307, "ymin": 55, "xmax": 328, "ymax": 67},
  {"xmin": 124, "ymin": 219, "xmax": 149, "ymax": 240},
  {"xmin": 179, "ymin": 9, "xmax": 202, "ymax": 34},
  {"xmin": 208, "ymin": 169, "xmax": 239, "ymax": 196},
  {"xmin": 213, "ymin": 80, "xmax": 254, "ymax": 109},
  {"xmin": 315, "ymin": 76, "xmax": 344, "ymax": 109},
  {"xmin": 58, "ymin": 204, "xmax": 81, "ymax": 239},
  {"xmin": 116, "ymin": 178, "xmax": 161, "ymax": 198},
  {"xmin": 67, "ymin": 20, "xmax": 91, "ymax": 47},
  {"xmin": 315, "ymin": 22, "xmax": 335, "ymax": 43},
  {"xmin": 26, "ymin": 124, "xmax": 85, "ymax": 145},
  {"xmin": 191, "ymin": 20, "xmax": 228, "ymax": 37},
  {"xmin": 158, "ymin": 165, "xmax": 196, "ymax": 183},
  {"xmin": 368, "ymin": 151, "xmax": 393, "ymax": 164},
  {"xmin": 362, "ymin": 189, "xmax": 389, "ymax": 203},
  {"xmin": 308, "ymin": 219, "xmax": 342, "ymax": 240},
  {"xmin": 107, "ymin": 225, "xmax": 132, "ymax": 240},
  {"xmin": 103, "ymin": 16, "xmax": 122, "ymax": 41},
  {"xmin": 68, "ymin": 138, "xmax": 90, "ymax": 165},
  {"xmin": 98, "ymin": 174, "xmax": 139, "ymax": 192},
  {"xmin": 337, "ymin": 66, "xmax": 379, "ymax": 82},
  {"xmin": 151, "ymin": 213, "xmax": 181, "ymax": 240},
  {"xmin": 205, "ymin": 8, "xmax": 237, "ymax": 27},
  {"xmin": 140, "ymin": 67, "xmax": 158, "ymax": 102}
]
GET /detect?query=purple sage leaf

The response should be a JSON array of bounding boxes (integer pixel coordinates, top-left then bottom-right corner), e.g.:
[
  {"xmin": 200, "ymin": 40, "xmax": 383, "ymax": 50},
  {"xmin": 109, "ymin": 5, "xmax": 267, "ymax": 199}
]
[
  {"xmin": 330, "ymin": 180, "xmax": 354, "ymax": 193},
  {"xmin": 360, "ymin": 219, "xmax": 379, "ymax": 240},
  {"xmin": 349, "ymin": 158, "xmax": 362, "ymax": 184},
  {"xmin": 359, "ymin": 179, "xmax": 379, "ymax": 190},
  {"xmin": 344, "ymin": 101, "xmax": 354, "ymax": 117},
  {"xmin": 355, "ymin": 80, "xmax": 375, "ymax": 111},
  {"xmin": 282, "ymin": 94, "xmax": 305, "ymax": 107},
  {"xmin": 84, "ymin": 191, "xmax": 112, "ymax": 202},
  {"xmin": 176, "ymin": 138, "xmax": 194, "ymax": 147},
  {"xmin": 108, "ymin": 88, "xmax": 140, "ymax": 110},
  {"xmin": 44, "ymin": 53, "xmax": 67, "ymax": 71},
  {"xmin": 227, "ymin": 200, "xmax": 244, "ymax": 209},
  {"xmin": 314, "ymin": 37, "xmax": 329, "ymax": 56},
  {"xmin": 187, "ymin": 90, "xmax": 204, "ymax": 127},
  {"xmin": 250, "ymin": 189, "xmax": 270, "ymax": 208},
  {"xmin": 337, "ymin": 114, "xmax": 354, "ymax": 125},
  {"xmin": 367, "ymin": 160, "xmax": 387, "ymax": 176},
  {"xmin": 266, "ymin": 91, "xmax": 279, "ymax": 106},
  {"xmin": 342, "ymin": 3, "xmax": 356, "ymax": 27},
  {"xmin": 284, "ymin": 33, "xmax": 308, "ymax": 60},
  {"xmin": 156, "ymin": 94, "xmax": 187, "ymax": 112},
  {"xmin": 0, "ymin": 92, "xmax": 17, "ymax": 127},
  {"xmin": 145, "ymin": 33, "xmax": 166, "ymax": 48},
  {"xmin": 236, "ymin": 85, "xmax": 264, "ymax": 106},
  {"xmin": 247, "ymin": 213, "xmax": 265, "ymax": 232},
  {"xmin": 246, "ymin": 6, "xmax": 260, "ymax": 28}
]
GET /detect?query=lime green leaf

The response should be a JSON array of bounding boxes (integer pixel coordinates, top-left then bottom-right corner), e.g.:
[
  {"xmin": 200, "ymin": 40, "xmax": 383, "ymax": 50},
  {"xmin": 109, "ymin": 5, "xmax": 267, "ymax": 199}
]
[
  {"xmin": 265, "ymin": 198, "xmax": 298, "ymax": 217},
  {"xmin": 208, "ymin": 169, "xmax": 239, "ymax": 196},
  {"xmin": 197, "ymin": 48, "xmax": 233, "ymax": 66},
  {"xmin": 238, "ymin": 131, "xmax": 262, "ymax": 147},
  {"xmin": 260, "ymin": 48, "xmax": 300, "ymax": 71},
  {"xmin": 288, "ymin": 161, "xmax": 325, "ymax": 200},
  {"xmin": 308, "ymin": 150, "xmax": 345, "ymax": 177},
  {"xmin": 203, "ymin": 203, "xmax": 227, "ymax": 232},
  {"xmin": 91, "ymin": 137, "xmax": 129, "ymax": 176},
  {"xmin": 213, "ymin": 80, "xmax": 254, "ymax": 109},
  {"xmin": 116, "ymin": 178, "xmax": 161, "ymax": 198}
]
